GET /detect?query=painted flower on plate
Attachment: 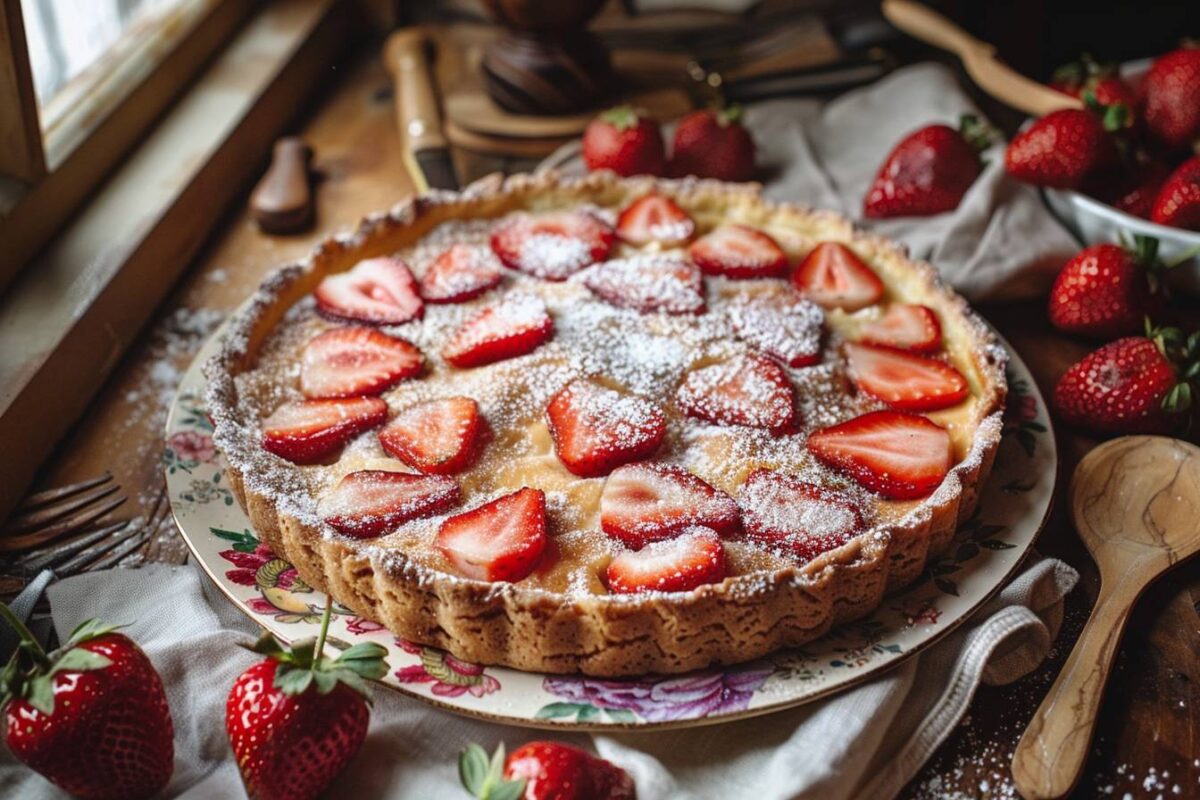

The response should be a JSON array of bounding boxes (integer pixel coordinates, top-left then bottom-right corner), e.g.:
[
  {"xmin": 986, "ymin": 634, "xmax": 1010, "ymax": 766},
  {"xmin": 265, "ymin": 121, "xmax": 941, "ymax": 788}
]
[
  {"xmin": 167, "ymin": 430, "xmax": 216, "ymax": 463},
  {"xmin": 542, "ymin": 666, "xmax": 772, "ymax": 723},
  {"xmin": 394, "ymin": 639, "xmax": 501, "ymax": 698}
]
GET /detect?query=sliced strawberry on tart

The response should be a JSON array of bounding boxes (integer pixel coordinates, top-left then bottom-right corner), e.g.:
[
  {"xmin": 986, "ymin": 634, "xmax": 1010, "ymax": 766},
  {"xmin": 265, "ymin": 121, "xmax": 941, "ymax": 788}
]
[
  {"xmin": 738, "ymin": 470, "xmax": 865, "ymax": 562},
  {"xmin": 314, "ymin": 257, "xmax": 423, "ymax": 325},
  {"xmin": 300, "ymin": 327, "xmax": 423, "ymax": 399},
  {"xmin": 792, "ymin": 242, "xmax": 885, "ymax": 311},
  {"xmin": 806, "ymin": 410, "xmax": 953, "ymax": 500},
  {"xmin": 688, "ymin": 224, "xmax": 787, "ymax": 279},
  {"xmin": 378, "ymin": 396, "xmax": 482, "ymax": 475},
  {"xmin": 442, "ymin": 294, "xmax": 553, "ymax": 368},
  {"xmin": 261, "ymin": 397, "xmax": 388, "ymax": 463},
  {"xmin": 419, "ymin": 244, "xmax": 503, "ymax": 304},
  {"xmin": 676, "ymin": 352, "xmax": 796, "ymax": 430},
  {"xmin": 490, "ymin": 211, "xmax": 614, "ymax": 281},
  {"xmin": 606, "ymin": 527, "xmax": 727, "ymax": 594},
  {"xmin": 856, "ymin": 304, "xmax": 942, "ymax": 352},
  {"xmin": 843, "ymin": 342, "xmax": 969, "ymax": 411},
  {"xmin": 437, "ymin": 487, "xmax": 547, "ymax": 582},
  {"xmin": 546, "ymin": 379, "xmax": 667, "ymax": 477},
  {"xmin": 582, "ymin": 254, "xmax": 705, "ymax": 315},
  {"xmin": 727, "ymin": 293, "xmax": 824, "ymax": 367},
  {"xmin": 318, "ymin": 470, "xmax": 460, "ymax": 538},
  {"xmin": 600, "ymin": 462, "xmax": 741, "ymax": 547},
  {"xmin": 616, "ymin": 192, "xmax": 696, "ymax": 247}
]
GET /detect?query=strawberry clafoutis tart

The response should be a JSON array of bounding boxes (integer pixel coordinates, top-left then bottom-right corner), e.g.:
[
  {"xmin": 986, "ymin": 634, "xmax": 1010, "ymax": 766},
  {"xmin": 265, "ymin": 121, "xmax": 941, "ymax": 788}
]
[{"xmin": 205, "ymin": 172, "xmax": 1006, "ymax": 677}]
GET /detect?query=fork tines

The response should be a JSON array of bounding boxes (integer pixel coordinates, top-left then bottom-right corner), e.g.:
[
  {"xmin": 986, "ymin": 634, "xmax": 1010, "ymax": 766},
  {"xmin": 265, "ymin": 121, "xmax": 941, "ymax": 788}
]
[{"xmin": 2, "ymin": 474, "xmax": 127, "ymax": 552}]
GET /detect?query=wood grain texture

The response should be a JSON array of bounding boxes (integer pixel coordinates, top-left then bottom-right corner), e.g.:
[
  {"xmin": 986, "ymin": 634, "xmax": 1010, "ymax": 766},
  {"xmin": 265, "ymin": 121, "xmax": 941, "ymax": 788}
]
[{"xmin": 1012, "ymin": 436, "xmax": 1200, "ymax": 799}]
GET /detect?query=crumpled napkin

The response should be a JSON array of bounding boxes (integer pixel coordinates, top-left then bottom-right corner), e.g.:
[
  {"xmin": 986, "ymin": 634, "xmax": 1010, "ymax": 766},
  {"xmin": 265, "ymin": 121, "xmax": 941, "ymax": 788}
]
[
  {"xmin": 0, "ymin": 556, "xmax": 1076, "ymax": 799},
  {"xmin": 544, "ymin": 62, "xmax": 1079, "ymax": 301}
]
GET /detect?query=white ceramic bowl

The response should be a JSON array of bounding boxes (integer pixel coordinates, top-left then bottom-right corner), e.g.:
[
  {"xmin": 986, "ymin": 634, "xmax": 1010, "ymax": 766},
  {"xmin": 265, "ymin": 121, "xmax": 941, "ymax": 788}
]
[{"xmin": 1040, "ymin": 59, "xmax": 1200, "ymax": 294}]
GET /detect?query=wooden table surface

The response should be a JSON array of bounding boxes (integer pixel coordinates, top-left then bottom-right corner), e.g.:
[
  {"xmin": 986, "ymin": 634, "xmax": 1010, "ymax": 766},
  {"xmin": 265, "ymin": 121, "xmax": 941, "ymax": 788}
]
[{"xmin": 26, "ymin": 48, "xmax": 1199, "ymax": 799}]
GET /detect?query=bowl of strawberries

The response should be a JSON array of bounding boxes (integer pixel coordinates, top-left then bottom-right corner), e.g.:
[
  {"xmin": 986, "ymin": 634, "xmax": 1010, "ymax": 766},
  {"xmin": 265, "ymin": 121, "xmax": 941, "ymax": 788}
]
[{"xmin": 1007, "ymin": 49, "xmax": 1200, "ymax": 293}]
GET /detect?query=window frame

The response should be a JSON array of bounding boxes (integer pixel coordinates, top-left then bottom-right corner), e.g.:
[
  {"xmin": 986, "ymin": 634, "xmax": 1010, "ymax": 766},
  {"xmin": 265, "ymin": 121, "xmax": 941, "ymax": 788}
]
[{"xmin": 0, "ymin": 0, "xmax": 257, "ymax": 293}]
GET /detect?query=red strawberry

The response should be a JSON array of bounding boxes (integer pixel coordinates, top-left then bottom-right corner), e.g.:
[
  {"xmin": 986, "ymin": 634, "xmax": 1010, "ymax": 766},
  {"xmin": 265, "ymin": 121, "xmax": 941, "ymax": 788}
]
[
  {"xmin": 843, "ymin": 342, "xmax": 969, "ymax": 411},
  {"xmin": 1049, "ymin": 55, "xmax": 1138, "ymax": 120},
  {"xmin": 546, "ymin": 379, "xmax": 667, "ymax": 477},
  {"xmin": 314, "ymin": 257, "xmax": 423, "ymax": 325},
  {"xmin": 419, "ymin": 244, "xmax": 503, "ymax": 304},
  {"xmin": 227, "ymin": 605, "xmax": 388, "ymax": 800},
  {"xmin": 737, "ymin": 470, "xmax": 865, "ymax": 562},
  {"xmin": 1150, "ymin": 156, "xmax": 1200, "ymax": 231},
  {"xmin": 1047, "ymin": 237, "xmax": 1167, "ymax": 338},
  {"xmin": 1053, "ymin": 330, "xmax": 1196, "ymax": 436},
  {"xmin": 616, "ymin": 193, "xmax": 696, "ymax": 247},
  {"xmin": 791, "ymin": 242, "xmax": 885, "ymax": 312},
  {"xmin": 863, "ymin": 115, "xmax": 991, "ymax": 218},
  {"xmin": 676, "ymin": 353, "xmax": 796, "ymax": 430},
  {"xmin": 670, "ymin": 106, "xmax": 756, "ymax": 182},
  {"xmin": 582, "ymin": 106, "xmax": 667, "ymax": 177},
  {"xmin": 688, "ymin": 224, "xmax": 787, "ymax": 279},
  {"xmin": 583, "ymin": 254, "xmax": 705, "ymax": 315},
  {"xmin": 1142, "ymin": 47, "xmax": 1200, "ymax": 151},
  {"xmin": 378, "ymin": 396, "xmax": 482, "ymax": 475},
  {"xmin": 318, "ymin": 469, "xmax": 459, "ymax": 538},
  {"xmin": 728, "ymin": 293, "xmax": 824, "ymax": 367},
  {"xmin": 857, "ymin": 304, "xmax": 942, "ymax": 352},
  {"xmin": 600, "ymin": 462, "xmax": 740, "ymax": 547},
  {"xmin": 1004, "ymin": 108, "xmax": 1119, "ymax": 189},
  {"xmin": 606, "ymin": 526, "xmax": 727, "ymax": 594},
  {"xmin": 0, "ymin": 614, "xmax": 174, "ymax": 800},
  {"xmin": 437, "ymin": 487, "xmax": 547, "ymax": 582},
  {"xmin": 490, "ymin": 212, "xmax": 615, "ymax": 281},
  {"xmin": 1085, "ymin": 155, "xmax": 1172, "ymax": 219},
  {"xmin": 460, "ymin": 741, "xmax": 635, "ymax": 800},
  {"xmin": 806, "ymin": 410, "xmax": 953, "ymax": 500},
  {"xmin": 300, "ymin": 327, "xmax": 423, "ymax": 399},
  {"xmin": 442, "ymin": 294, "xmax": 554, "ymax": 368},
  {"xmin": 261, "ymin": 397, "xmax": 388, "ymax": 463}
]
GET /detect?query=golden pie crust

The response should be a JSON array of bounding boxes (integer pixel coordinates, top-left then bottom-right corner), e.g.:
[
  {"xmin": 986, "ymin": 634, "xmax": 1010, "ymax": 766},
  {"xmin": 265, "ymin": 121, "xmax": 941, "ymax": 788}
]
[{"xmin": 205, "ymin": 171, "xmax": 1007, "ymax": 677}]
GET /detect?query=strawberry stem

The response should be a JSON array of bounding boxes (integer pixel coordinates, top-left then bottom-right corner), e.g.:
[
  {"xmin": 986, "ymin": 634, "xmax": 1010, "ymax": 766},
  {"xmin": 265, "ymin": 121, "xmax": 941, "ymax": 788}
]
[
  {"xmin": 0, "ymin": 602, "xmax": 50, "ymax": 669},
  {"xmin": 313, "ymin": 593, "xmax": 333, "ymax": 669}
]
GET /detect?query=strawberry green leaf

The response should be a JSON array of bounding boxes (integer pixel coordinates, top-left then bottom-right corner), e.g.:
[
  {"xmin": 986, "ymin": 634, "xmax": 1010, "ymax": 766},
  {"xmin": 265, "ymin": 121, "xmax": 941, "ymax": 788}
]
[
  {"xmin": 599, "ymin": 105, "xmax": 639, "ymax": 131},
  {"xmin": 488, "ymin": 781, "xmax": 527, "ymax": 800},
  {"xmin": 459, "ymin": 743, "xmax": 491, "ymax": 796},
  {"xmin": 273, "ymin": 663, "xmax": 314, "ymax": 696}
]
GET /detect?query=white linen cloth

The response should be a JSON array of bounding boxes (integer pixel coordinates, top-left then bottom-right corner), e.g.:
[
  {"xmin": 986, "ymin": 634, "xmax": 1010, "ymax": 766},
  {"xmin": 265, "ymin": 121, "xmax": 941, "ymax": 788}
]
[
  {"xmin": 0, "ymin": 558, "xmax": 1076, "ymax": 799},
  {"xmin": 545, "ymin": 62, "xmax": 1080, "ymax": 301},
  {"xmin": 0, "ymin": 62, "xmax": 1084, "ymax": 798}
]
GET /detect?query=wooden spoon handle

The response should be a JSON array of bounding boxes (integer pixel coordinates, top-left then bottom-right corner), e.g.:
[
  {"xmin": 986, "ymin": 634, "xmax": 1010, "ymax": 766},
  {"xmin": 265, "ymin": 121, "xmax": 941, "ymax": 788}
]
[
  {"xmin": 881, "ymin": 0, "xmax": 1079, "ymax": 117},
  {"xmin": 1011, "ymin": 585, "xmax": 1133, "ymax": 799},
  {"xmin": 385, "ymin": 28, "xmax": 448, "ymax": 154}
]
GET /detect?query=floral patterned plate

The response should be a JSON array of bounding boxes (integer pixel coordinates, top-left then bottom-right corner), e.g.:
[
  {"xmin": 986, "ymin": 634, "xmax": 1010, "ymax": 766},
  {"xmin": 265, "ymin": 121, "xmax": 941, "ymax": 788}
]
[{"xmin": 166, "ymin": 333, "xmax": 1054, "ymax": 731}]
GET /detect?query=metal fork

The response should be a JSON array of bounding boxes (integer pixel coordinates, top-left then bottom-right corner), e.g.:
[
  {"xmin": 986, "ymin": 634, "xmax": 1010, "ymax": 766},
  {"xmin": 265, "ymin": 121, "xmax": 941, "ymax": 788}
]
[{"xmin": 1, "ymin": 473, "xmax": 126, "ymax": 552}]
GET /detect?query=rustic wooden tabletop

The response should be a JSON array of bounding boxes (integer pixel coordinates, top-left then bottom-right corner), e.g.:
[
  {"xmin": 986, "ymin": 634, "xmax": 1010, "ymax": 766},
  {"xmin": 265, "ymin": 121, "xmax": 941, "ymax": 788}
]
[{"xmin": 24, "ymin": 46, "xmax": 1199, "ymax": 799}]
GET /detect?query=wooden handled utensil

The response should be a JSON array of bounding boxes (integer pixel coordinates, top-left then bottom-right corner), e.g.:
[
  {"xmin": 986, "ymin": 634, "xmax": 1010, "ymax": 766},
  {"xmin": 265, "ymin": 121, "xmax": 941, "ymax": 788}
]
[
  {"xmin": 881, "ymin": 0, "xmax": 1081, "ymax": 117},
  {"xmin": 1011, "ymin": 435, "xmax": 1200, "ymax": 799},
  {"xmin": 250, "ymin": 137, "xmax": 314, "ymax": 234},
  {"xmin": 385, "ymin": 28, "xmax": 458, "ymax": 192}
]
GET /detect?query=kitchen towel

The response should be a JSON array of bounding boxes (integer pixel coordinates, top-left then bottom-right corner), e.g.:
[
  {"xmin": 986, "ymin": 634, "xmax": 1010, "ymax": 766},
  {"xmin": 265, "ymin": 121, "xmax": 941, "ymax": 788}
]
[
  {"xmin": 0, "ymin": 556, "xmax": 1076, "ymax": 799},
  {"xmin": 542, "ymin": 62, "xmax": 1080, "ymax": 301}
]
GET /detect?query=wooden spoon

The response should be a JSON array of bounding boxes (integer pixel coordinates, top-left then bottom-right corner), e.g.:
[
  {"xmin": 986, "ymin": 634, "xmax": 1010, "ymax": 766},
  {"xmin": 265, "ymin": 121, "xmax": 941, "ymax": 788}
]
[
  {"xmin": 1011, "ymin": 435, "xmax": 1200, "ymax": 799},
  {"xmin": 881, "ymin": 0, "xmax": 1080, "ymax": 117}
]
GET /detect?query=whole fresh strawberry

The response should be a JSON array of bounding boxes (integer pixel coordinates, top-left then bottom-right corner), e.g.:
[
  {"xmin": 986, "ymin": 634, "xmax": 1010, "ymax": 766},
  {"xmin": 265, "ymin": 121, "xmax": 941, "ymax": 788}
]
[
  {"xmin": 1150, "ymin": 155, "xmax": 1200, "ymax": 231},
  {"xmin": 226, "ymin": 598, "xmax": 388, "ymax": 800},
  {"xmin": 583, "ymin": 106, "xmax": 666, "ymax": 177},
  {"xmin": 1053, "ymin": 326, "xmax": 1198, "ymax": 436},
  {"xmin": 0, "ymin": 611, "xmax": 174, "ymax": 800},
  {"xmin": 670, "ymin": 106, "xmax": 756, "ymax": 182},
  {"xmin": 1142, "ymin": 47, "xmax": 1200, "ymax": 151},
  {"xmin": 1047, "ymin": 236, "xmax": 1170, "ymax": 338},
  {"xmin": 1049, "ymin": 54, "xmax": 1138, "ymax": 121},
  {"xmin": 1084, "ymin": 152, "xmax": 1172, "ymax": 219},
  {"xmin": 460, "ymin": 741, "xmax": 636, "ymax": 800},
  {"xmin": 863, "ymin": 114, "xmax": 992, "ymax": 218},
  {"xmin": 1005, "ymin": 107, "xmax": 1121, "ymax": 189}
]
